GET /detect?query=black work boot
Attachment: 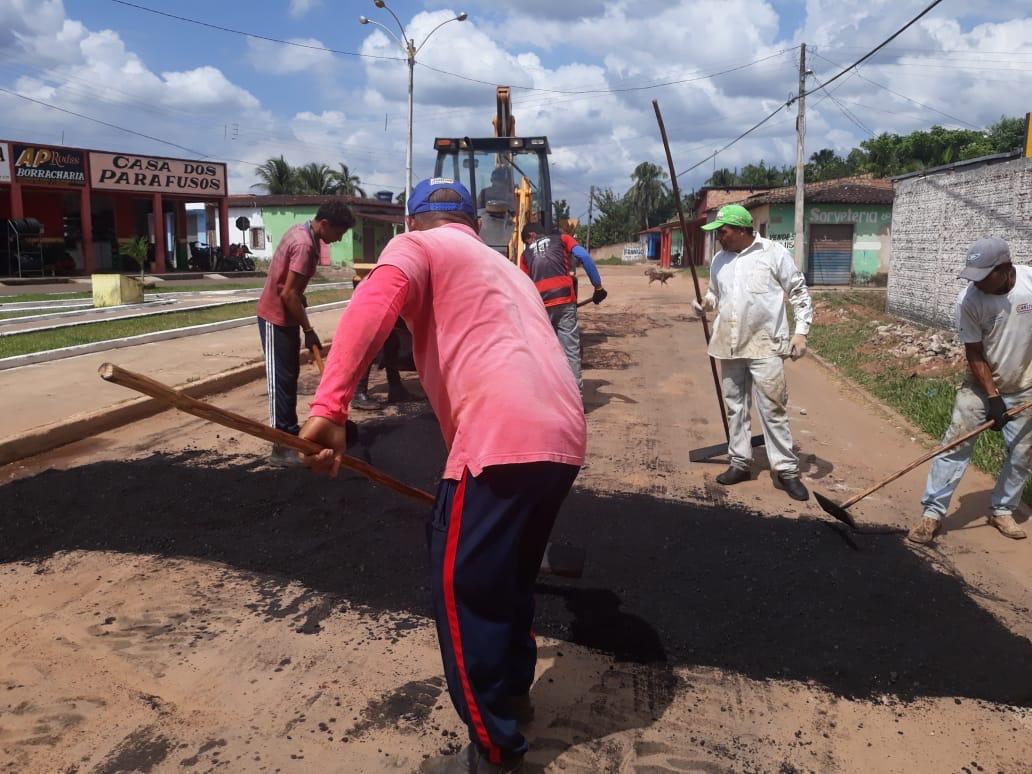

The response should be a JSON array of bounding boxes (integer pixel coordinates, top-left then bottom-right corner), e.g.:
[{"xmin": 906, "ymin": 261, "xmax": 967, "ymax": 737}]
[
  {"xmin": 351, "ymin": 372, "xmax": 380, "ymax": 411},
  {"xmin": 775, "ymin": 472, "xmax": 810, "ymax": 501},
  {"xmin": 419, "ymin": 743, "xmax": 523, "ymax": 773},
  {"xmin": 386, "ymin": 368, "xmax": 414, "ymax": 403},
  {"xmin": 715, "ymin": 466, "xmax": 751, "ymax": 486},
  {"xmin": 351, "ymin": 392, "xmax": 380, "ymax": 411}
]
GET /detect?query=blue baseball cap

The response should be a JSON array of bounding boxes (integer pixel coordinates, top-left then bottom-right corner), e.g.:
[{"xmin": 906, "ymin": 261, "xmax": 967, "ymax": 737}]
[{"xmin": 408, "ymin": 177, "xmax": 475, "ymax": 217}]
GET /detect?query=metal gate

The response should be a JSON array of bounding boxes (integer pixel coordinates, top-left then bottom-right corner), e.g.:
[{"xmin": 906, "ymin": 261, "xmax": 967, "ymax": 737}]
[{"xmin": 806, "ymin": 224, "xmax": 853, "ymax": 285}]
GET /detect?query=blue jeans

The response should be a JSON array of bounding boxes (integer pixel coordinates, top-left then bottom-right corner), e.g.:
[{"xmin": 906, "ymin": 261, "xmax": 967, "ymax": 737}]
[{"xmin": 921, "ymin": 383, "xmax": 1032, "ymax": 520}]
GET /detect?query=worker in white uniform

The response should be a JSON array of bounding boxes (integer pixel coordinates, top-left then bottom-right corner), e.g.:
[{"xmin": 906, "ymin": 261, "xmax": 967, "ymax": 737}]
[
  {"xmin": 908, "ymin": 237, "xmax": 1031, "ymax": 544},
  {"xmin": 694, "ymin": 204, "xmax": 814, "ymax": 501}
]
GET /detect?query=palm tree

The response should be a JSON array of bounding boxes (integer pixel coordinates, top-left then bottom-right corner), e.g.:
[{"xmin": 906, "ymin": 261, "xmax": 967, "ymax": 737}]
[
  {"xmin": 251, "ymin": 156, "xmax": 296, "ymax": 194},
  {"xmin": 626, "ymin": 161, "xmax": 669, "ymax": 231},
  {"xmin": 331, "ymin": 163, "xmax": 366, "ymax": 198},
  {"xmin": 294, "ymin": 163, "xmax": 337, "ymax": 195}
]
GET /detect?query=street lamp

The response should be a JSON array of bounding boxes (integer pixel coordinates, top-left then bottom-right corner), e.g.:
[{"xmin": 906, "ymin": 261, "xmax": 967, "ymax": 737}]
[{"xmin": 359, "ymin": 3, "xmax": 468, "ymax": 231}]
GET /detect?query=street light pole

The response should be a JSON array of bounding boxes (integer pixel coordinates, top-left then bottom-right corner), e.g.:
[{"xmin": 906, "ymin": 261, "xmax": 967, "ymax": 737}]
[
  {"xmin": 406, "ymin": 39, "xmax": 415, "ymax": 230},
  {"xmin": 359, "ymin": 3, "xmax": 468, "ymax": 232}
]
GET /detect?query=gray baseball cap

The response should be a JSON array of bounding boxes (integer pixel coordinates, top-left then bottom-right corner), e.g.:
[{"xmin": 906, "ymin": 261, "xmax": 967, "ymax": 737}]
[{"xmin": 958, "ymin": 237, "xmax": 1011, "ymax": 282}]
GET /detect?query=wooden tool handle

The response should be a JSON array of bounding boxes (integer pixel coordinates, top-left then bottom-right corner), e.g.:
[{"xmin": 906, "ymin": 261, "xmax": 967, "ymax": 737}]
[
  {"xmin": 98, "ymin": 362, "xmax": 435, "ymax": 505},
  {"xmin": 310, "ymin": 345, "xmax": 325, "ymax": 374},
  {"xmin": 842, "ymin": 399, "xmax": 1032, "ymax": 509}
]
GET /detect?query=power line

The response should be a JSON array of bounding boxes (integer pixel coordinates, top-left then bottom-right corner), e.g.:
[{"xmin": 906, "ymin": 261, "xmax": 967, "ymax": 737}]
[
  {"xmin": 675, "ymin": 105, "xmax": 790, "ymax": 178},
  {"xmin": 809, "ymin": 51, "xmax": 980, "ymax": 129},
  {"xmin": 109, "ymin": 0, "xmax": 404, "ymax": 61},
  {"xmin": 0, "ymin": 85, "xmax": 213, "ymax": 157},
  {"xmin": 675, "ymin": 0, "xmax": 948, "ymax": 179},
  {"xmin": 110, "ymin": 2, "xmax": 796, "ymax": 100},
  {"xmin": 826, "ymin": 91, "xmax": 875, "ymax": 137},
  {"xmin": 417, "ymin": 47, "xmax": 800, "ymax": 95},
  {"xmin": 794, "ymin": 0, "xmax": 945, "ymax": 102}
]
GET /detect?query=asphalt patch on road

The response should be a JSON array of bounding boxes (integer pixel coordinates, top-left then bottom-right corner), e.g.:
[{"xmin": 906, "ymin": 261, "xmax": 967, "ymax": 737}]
[{"xmin": 3, "ymin": 413, "xmax": 1032, "ymax": 710}]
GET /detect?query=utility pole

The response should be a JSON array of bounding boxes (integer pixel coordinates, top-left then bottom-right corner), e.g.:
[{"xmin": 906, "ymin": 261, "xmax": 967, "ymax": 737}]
[
  {"xmin": 586, "ymin": 185, "xmax": 594, "ymax": 249},
  {"xmin": 793, "ymin": 43, "xmax": 807, "ymax": 268}
]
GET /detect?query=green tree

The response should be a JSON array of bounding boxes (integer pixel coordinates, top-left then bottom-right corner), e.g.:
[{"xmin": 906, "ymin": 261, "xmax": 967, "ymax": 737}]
[
  {"xmin": 626, "ymin": 161, "xmax": 669, "ymax": 230},
  {"xmin": 576, "ymin": 187, "xmax": 635, "ymax": 249},
  {"xmin": 806, "ymin": 148, "xmax": 855, "ymax": 181},
  {"xmin": 737, "ymin": 160, "xmax": 794, "ymax": 186},
  {"xmin": 553, "ymin": 198, "xmax": 571, "ymax": 222},
  {"xmin": 985, "ymin": 115, "xmax": 1025, "ymax": 153},
  {"xmin": 252, "ymin": 156, "xmax": 296, "ymax": 194},
  {"xmin": 294, "ymin": 163, "xmax": 337, "ymax": 195},
  {"xmin": 331, "ymin": 163, "xmax": 366, "ymax": 197},
  {"xmin": 706, "ymin": 168, "xmax": 738, "ymax": 187},
  {"xmin": 119, "ymin": 236, "xmax": 150, "ymax": 280}
]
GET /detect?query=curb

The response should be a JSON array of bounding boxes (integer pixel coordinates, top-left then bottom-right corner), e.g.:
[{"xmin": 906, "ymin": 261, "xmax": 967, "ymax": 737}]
[
  {"xmin": 0, "ymin": 300, "xmax": 348, "ymax": 372},
  {"xmin": 806, "ymin": 349, "xmax": 937, "ymax": 443},
  {"xmin": 0, "ymin": 345, "xmax": 324, "ymax": 467}
]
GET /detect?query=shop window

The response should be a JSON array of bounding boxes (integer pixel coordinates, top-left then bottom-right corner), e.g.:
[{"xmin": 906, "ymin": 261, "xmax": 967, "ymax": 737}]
[{"xmin": 250, "ymin": 227, "xmax": 266, "ymax": 250}]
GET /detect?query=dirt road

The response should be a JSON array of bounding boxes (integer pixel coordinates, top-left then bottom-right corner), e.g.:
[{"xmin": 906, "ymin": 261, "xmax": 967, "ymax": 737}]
[{"xmin": 2, "ymin": 266, "xmax": 1029, "ymax": 773}]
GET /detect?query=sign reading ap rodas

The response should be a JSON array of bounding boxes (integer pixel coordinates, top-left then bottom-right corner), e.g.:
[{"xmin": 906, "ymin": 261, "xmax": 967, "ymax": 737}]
[{"xmin": 89, "ymin": 152, "xmax": 227, "ymax": 196}]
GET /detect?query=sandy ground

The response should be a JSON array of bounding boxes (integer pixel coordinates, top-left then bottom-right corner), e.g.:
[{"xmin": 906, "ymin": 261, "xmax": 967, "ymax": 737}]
[{"xmin": 1, "ymin": 265, "xmax": 1030, "ymax": 774}]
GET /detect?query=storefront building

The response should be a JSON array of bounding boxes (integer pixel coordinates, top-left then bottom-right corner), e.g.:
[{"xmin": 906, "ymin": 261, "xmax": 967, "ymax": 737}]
[
  {"xmin": 744, "ymin": 177, "xmax": 893, "ymax": 285},
  {"xmin": 0, "ymin": 139, "xmax": 229, "ymax": 276},
  {"xmin": 226, "ymin": 194, "xmax": 404, "ymax": 267}
]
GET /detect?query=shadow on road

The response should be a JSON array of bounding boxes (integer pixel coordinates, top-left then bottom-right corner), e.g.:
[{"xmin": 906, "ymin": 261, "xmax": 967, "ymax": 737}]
[{"xmin": 3, "ymin": 402, "xmax": 1031, "ymax": 768}]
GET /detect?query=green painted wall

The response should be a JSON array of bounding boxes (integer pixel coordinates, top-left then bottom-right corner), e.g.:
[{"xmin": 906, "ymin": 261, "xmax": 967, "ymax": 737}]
[
  {"xmin": 761, "ymin": 202, "xmax": 891, "ymax": 277},
  {"xmin": 262, "ymin": 206, "xmax": 354, "ymax": 265}
]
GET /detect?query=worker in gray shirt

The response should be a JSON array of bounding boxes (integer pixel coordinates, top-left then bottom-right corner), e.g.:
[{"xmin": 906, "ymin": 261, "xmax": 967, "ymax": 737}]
[{"xmin": 909, "ymin": 237, "xmax": 1031, "ymax": 544}]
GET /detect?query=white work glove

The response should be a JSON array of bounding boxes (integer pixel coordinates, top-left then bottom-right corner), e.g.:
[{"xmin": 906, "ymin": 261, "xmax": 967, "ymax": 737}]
[
  {"xmin": 692, "ymin": 295, "xmax": 715, "ymax": 317},
  {"xmin": 789, "ymin": 334, "xmax": 808, "ymax": 360}
]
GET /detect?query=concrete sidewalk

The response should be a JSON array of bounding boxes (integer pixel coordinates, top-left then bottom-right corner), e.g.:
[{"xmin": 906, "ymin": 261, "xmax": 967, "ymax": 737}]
[{"xmin": 0, "ymin": 305, "xmax": 346, "ymax": 441}]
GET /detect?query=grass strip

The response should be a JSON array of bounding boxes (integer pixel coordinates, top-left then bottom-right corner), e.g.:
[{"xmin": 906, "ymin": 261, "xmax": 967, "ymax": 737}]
[
  {"xmin": 0, "ymin": 288, "xmax": 348, "ymax": 359},
  {"xmin": 0, "ymin": 278, "xmax": 338, "ymax": 305},
  {"xmin": 806, "ymin": 290, "xmax": 1028, "ymax": 505}
]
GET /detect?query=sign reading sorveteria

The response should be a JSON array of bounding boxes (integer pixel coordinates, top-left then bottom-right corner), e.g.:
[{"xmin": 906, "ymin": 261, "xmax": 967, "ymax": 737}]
[{"xmin": 89, "ymin": 152, "xmax": 227, "ymax": 195}]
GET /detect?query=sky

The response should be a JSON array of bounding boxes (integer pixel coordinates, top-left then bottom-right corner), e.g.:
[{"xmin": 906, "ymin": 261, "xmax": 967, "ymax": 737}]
[{"xmin": 1, "ymin": 0, "xmax": 1030, "ymax": 222}]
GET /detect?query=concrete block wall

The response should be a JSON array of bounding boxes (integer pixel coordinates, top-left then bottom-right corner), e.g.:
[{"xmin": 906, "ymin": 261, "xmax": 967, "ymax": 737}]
[{"xmin": 889, "ymin": 157, "xmax": 1032, "ymax": 329}]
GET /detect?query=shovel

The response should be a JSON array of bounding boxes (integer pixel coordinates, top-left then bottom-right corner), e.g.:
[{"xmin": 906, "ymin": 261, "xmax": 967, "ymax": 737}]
[{"xmin": 816, "ymin": 399, "xmax": 1032, "ymax": 536}]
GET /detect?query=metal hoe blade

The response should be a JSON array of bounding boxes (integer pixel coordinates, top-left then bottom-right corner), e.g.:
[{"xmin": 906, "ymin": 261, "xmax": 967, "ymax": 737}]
[
  {"xmin": 689, "ymin": 434, "xmax": 765, "ymax": 463},
  {"xmin": 814, "ymin": 491, "xmax": 859, "ymax": 530}
]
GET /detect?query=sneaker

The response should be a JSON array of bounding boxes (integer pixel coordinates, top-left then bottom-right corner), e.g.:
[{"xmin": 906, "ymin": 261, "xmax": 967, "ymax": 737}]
[
  {"xmin": 510, "ymin": 694, "xmax": 534, "ymax": 726},
  {"xmin": 907, "ymin": 516, "xmax": 940, "ymax": 544},
  {"xmin": 715, "ymin": 466, "xmax": 751, "ymax": 486},
  {"xmin": 419, "ymin": 743, "xmax": 523, "ymax": 773},
  {"xmin": 351, "ymin": 392, "xmax": 380, "ymax": 411},
  {"xmin": 775, "ymin": 472, "xmax": 810, "ymax": 502},
  {"xmin": 988, "ymin": 514, "xmax": 1027, "ymax": 540},
  {"xmin": 268, "ymin": 444, "xmax": 303, "ymax": 468}
]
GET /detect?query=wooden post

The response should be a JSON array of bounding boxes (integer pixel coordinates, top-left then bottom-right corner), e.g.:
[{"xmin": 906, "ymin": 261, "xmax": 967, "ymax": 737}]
[{"xmin": 652, "ymin": 99, "xmax": 730, "ymax": 440}]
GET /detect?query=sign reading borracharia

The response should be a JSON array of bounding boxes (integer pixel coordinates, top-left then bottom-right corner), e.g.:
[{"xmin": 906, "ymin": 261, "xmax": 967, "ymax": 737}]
[
  {"xmin": 13, "ymin": 144, "xmax": 86, "ymax": 185},
  {"xmin": 89, "ymin": 152, "xmax": 227, "ymax": 195}
]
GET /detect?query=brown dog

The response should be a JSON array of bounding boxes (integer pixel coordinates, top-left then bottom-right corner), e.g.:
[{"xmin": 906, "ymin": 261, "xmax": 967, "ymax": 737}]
[{"xmin": 645, "ymin": 267, "xmax": 675, "ymax": 285}]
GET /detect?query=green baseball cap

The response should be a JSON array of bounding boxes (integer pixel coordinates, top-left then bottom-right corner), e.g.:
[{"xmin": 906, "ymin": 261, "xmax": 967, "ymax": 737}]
[{"xmin": 701, "ymin": 204, "xmax": 754, "ymax": 231}]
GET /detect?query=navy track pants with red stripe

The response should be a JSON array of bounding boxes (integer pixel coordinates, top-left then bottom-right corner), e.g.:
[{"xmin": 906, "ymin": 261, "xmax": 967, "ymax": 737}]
[{"xmin": 428, "ymin": 462, "xmax": 579, "ymax": 762}]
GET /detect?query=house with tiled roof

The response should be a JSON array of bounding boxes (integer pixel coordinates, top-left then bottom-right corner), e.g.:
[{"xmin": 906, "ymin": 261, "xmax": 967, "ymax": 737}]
[
  {"xmin": 743, "ymin": 177, "xmax": 894, "ymax": 285},
  {"xmin": 653, "ymin": 186, "xmax": 776, "ymax": 268}
]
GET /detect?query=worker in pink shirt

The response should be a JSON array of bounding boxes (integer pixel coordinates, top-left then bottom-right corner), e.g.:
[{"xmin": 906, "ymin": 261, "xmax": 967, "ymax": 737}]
[
  {"xmin": 256, "ymin": 199, "xmax": 355, "ymax": 467},
  {"xmin": 299, "ymin": 178, "xmax": 586, "ymax": 773}
]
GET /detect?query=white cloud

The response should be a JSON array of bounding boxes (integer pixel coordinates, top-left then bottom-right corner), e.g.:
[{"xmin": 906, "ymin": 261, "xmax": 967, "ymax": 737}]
[
  {"xmin": 3, "ymin": 1, "xmax": 1030, "ymax": 216},
  {"xmin": 246, "ymin": 37, "xmax": 334, "ymax": 74},
  {"xmin": 288, "ymin": 0, "xmax": 320, "ymax": 18}
]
